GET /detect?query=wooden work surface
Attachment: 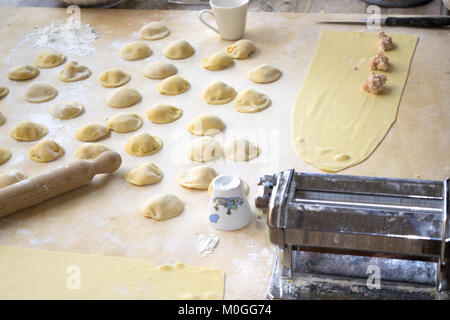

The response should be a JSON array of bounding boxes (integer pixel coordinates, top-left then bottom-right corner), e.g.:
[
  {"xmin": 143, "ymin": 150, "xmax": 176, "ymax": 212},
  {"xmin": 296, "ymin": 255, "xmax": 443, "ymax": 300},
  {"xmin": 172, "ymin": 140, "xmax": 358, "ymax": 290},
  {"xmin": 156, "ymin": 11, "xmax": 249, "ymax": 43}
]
[{"xmin": 0, "ymin": 7, "xmax": 449, "ymax": 299}]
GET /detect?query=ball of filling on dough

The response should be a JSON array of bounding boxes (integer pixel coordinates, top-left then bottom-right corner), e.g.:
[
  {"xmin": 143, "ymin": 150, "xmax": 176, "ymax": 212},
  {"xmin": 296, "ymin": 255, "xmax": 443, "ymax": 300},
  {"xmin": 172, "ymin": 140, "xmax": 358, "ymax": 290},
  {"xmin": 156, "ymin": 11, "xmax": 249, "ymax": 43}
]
[
  {"xmin": 58, "ymin": 61, "xmax": 91, "ymax": 82},
  {"xmin": 162, "ymin": 40, "xmax": 195, "ymax": 59},
  {"xmin": 208, "ymin": 178, "xmax": 249, "ymax": 196},
  {"xmin": 186, "ymin": 137, "xmax": 223, "ymax": 162},
  {"xmin": 234, "ymin": 89, "xmax": 271, "ymax": 113},
  {"xmin": 48, "ymin": 101, "xmax": 84, "ymax": 120},
  {"xmin": 0, "ymin": 147, "xmax": 12, "ymax": 165},
  {"xmin": 202, "ymin": 81, "xmax": 236, "ymax": 105},
  {"xmin": 177, "ymin": 166, "xmax": 217, "ymax": 190},
  {"xmin": 201, "ymin": 52, "xmax": 233, "ymax": 71},
  {"xmin": 226, "ymin": 39, "xmax": 256, "ymax": 59},
  {"xmin": 125, "ymin": 162, "xmax": 163, "ymax": 186},
  {"xmin": 247, "ymin": 64, "xmax": 282, "ymax": 83},
  {"xmin": 29, "ymin": 140, "xmax": 64, "ymax": 163},
  {"xmin": 186, "ymin": 114, "xmax": 225, "ymax": 136},
  {"xmin": 34, "ymin": 51, "xmax": 65, "ymax": 68},
  {"xmin": 140, "ymin": 194, "xmax": 184, "ymax": 221},
  {"xmin": 75, "ymin": 143, "xmax": 110, "ymax": 160},
  {"xmin": 142, "ymin": 61, "xmax": 177, "ymax": 80},
  {"xmin": 157, "ymin": 75, "xmax": 190, "ymax": 95},
  {"xmin": 0, "ymin": 112, "xmax": 6, "ymax": 126},
  {"xmin": 76, "ymin": 123, "xmax": 110, "ymax": 142},
  {"xmin": 25, "ymin": 83, "xmax": 58, "ymax": 103},
  {"xmin": 120, "ymin": 41, "xmax": 152, "ymax": 61},
  {"xmin": 146, "ymin": 104, "xmax": 183, "ymax": 124},
  {"xmin": 139, "ymin": 21, "xmax": 170, "ymax": 40},
  {"xmin": 11, "ymin": 121, "xmax": 48, "ymax": 141},
  {"xmin": 0, "ymin": 87, "xmax": 9, "ymax": 99},
  {"xmin": 8, "ymin": 65, "xmax": 39, "ymax": 81},
  {"xmin": 0, "ymin": 170, "xmax": 27, "ymax": 189},
  {"xmin": 107, "ymin": 87, "xmax": 142, "ymax": 108},
  {"xmin": 125, "ymin": 132, "xmax": 163, "ymax": 157},
  {"xmin": 106, "ymin": 113, "xmax": 143, "ymax": 133},
  {"xmin": 224, "ymin": 138, "xmax": 260, "ymax": 161},
  {"xmin": 99, "ymin": 68, "xmax": 130, "ymax": 88}
]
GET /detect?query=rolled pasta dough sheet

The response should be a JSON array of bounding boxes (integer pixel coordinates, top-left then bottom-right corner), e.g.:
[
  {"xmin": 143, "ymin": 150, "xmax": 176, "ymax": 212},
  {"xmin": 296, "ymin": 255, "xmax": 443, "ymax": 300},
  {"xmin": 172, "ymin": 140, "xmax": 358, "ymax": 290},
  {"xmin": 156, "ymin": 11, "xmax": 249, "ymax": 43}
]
[{"xmin": 292, "ymin": 30, "xmax": 418, "ymax": 172}]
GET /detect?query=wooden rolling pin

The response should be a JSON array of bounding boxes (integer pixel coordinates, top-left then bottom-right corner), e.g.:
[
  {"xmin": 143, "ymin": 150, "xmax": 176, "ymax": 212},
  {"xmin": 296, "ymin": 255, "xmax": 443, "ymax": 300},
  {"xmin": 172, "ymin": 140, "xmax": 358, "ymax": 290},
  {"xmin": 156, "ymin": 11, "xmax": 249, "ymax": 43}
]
[{"xmin": 0, "ymin": 151, "xmax": 122, "ymax": 218}]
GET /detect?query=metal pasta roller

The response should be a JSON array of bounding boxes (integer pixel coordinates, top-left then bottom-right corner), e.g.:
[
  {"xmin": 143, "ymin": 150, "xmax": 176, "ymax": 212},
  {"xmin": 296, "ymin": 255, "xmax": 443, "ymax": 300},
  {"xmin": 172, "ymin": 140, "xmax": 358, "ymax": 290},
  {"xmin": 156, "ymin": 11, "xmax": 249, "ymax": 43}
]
[{"xmin": 255, "ymin": 170, "xmax": 449, "ymax": 300}]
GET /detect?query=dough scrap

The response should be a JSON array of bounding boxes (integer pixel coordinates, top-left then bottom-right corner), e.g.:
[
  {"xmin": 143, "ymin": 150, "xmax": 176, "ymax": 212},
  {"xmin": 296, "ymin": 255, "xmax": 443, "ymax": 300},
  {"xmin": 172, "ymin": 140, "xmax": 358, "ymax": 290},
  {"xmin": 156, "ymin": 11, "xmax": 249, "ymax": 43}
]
[
  {"xmin": 29, "ymin": 140, "xmax": 64, "ymax": 163},
  {"xmin": 120, "ymin": 41, "xmax": 152, "ymax": 61},
  {"xmin": 146, "ymin": 104, "xmax": 182, "ymax": 124},
  {"xmin": 143, "ymin": 62, "xmax": 177, "ymax": 80},
  {"xmin": 186, "ymin": 137, "xmax": 223, "ymax": 162},
  {"xmin": 208, "ymin": 178, "xmax": 249, "ymax": 196},
  {"xmin": 140, "ymin": 194, "xmax": 184, "ymax": 221},
  {"xmin": 369, "ymin": 51, "xmax": 389, "ymax": 72},
  {"xmin": 125, "ymin": 162, "xmax": 163, "ymax": 186},
  {"xmin": 0, "ymin": 170, "xmax": 27, "ymax": 189},
  {"xmin": 8, "ymin": 65, "xmax": 39, "ymax": 81},
  {"xmin": 0, "ymin": 87, "xmax": 9, "ymax": 99},
  {"xmin": 177, "ymin": 166, "xmax": 217, "ymax": 190},
  {"xmin": 186, "ymin": 114, "xmax": 225, "ymax": 136},
  {"xmin": 201, "ymin": 52, "xmax": 233, "ymax": 71},
  {"xmin": 125, "ymin": 132, "xmax": 163, "ymax": 157},
  {"xmin": 234, "ymin": 89, "xmax": 271, "ymax": 113},
  {"xmin": 48, "ymin": 101, "xmax": 84, "ymax": 120},
  {"xmin": 248, "ymin": 64, "xmax": 282, "ymax": 83},
  {"xmin": 99, "ymin": 69, "xmax": 130, "ymax": 88},
  {"xmin": 163, "ymin": 40, "xmax": 195, "ymax": 59},
  {"xmin": 107, "ymin": 87, "xmax": 142, "ymax": 108},
  {"xmin": 0, "ymin": 148, "xmax": 12, "ymax": 165},
  {"xmin": 107, "ymin": 113, "xmax": 143, "ymax": 133},
  {"xmin": 76, "ymin": 123, "xmax": 110, "ymax": 142},
  {"xmin": 226, "ymin": 39, "xmax": 256, "ymax": 59},
  {"xmin": 11, "ymin": 121, "xmax": 48, "ymax": 141},
  {"xmin": 34, "ymin": 51, "xmax": 65, "ymax": 68},
  {"xmin": 363, "ymin": 71, "xmax": 387, "ymax": 94},
  {"xmin": 224, "ymin": 138, "xmax": 260, "ymax": 161},
  {"xmin": 157, "ymin": 75, "xmax": 190, "ymax": 95},
  {"xmin": 139, "ymin": 21, "xmax": 170, "ymax": 40},
  {"xmin": 58, "ymin": 61, "xmax": 91, "ymax": 82},
  {"xmin": 75, "ymin": 143, "xmax": 110, "ymax": 160},
  {"xmin": 0, "ymin": 112, "xmax": 5, "ymax": 126},
  {"xmin": 25, "ymin": 83, "xmax": 58, "ymax": 103},
  {"xmin": 202, "ymin": 81, "xmax": 236, "ymax": 105}
]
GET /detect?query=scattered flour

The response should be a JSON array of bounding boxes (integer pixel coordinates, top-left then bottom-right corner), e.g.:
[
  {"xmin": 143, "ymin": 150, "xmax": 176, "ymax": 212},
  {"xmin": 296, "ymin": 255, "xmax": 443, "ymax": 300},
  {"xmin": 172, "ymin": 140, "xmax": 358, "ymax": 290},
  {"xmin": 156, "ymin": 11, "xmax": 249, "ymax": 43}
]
[{"xmin": 197, "ymin": 233, "xmax": 220, "ymax": 257}]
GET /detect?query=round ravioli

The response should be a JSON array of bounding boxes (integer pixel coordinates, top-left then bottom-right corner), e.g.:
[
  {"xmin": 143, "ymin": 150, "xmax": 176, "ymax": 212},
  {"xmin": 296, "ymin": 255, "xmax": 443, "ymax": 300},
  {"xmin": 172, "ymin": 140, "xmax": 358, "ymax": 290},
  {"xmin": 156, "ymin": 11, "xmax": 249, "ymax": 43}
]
[
  {"xmin": 76, "ymin": 123, "xmax": 109, "ymax": 142},
  {"xmin": 0, "ymin": 170, "xmax": 27, "ymax": 189},
  {"xmin": 25, "ymin": 83, "xmax": 58, "ymax": 103},
  {"xmin": 226, "ymin": 39, "xmax": 256, "ymax": 59},
  {"xmin": 186, "ymin": 137, "xmax": 223, "ymax": 162},
  {"xmin": 157, "ymin": 75, "xmax": 190, "ymax": 95},
  {"xmin": 177, "ymin": 166, "xmax": 217, "ymax": 190},
  {"xmin": 146, "ymin": 104, "xmax": 182, "ymax": 124},
  {"xmin": 186, "ymin": 114, "xmax": 225, "ymax": 136},
  {"xmin": 34, "ymin": 51, "xmax": 65, "ymax": 68},
  {"xmin": 201, "ymin": 52, "xmax": 232, "ymax": 71},
  {"xmin": 107, "ymin": 87, "xmax": 141, "ymax": 108},
  {"xmin": 143, "ymin": 62, "xmax": 177, "ymax": 80},
  {"xmin": 99, "ymin": 69, "xmax": 130, "ymax": 88},
  {"xmin": 125, "ymin": 162, "xmax": 163, "ymax": 186},
  {"xmin": 120, "ymin": 41, "xmax": 152, "ymax": 61},
  {"xmin": 139, "ymin": 21, "xmax": 170, "ymax": 40},
  {"xmin": 29, "ymin": 140, "xmax": 64, "ymax": 163},
  {"xmin": 107, "ymin": 113, "xmax": 143, "ymax": 133},
  {"xmin": 234, "ymin": 89, "xmax": 271, "ymax": 113},
  {"xmin": 58, "ymin": 61, "xmax": 91, "ymax": 82},
  {"xmin": 0, "ymin": 112, "xmax": 5, "ymax": 126},
  {"xmin": 8, "ymin": 65, "xmax": 39, "ymax": 81},
  {"xmin": 75, "ymin": 143, "xmax": 110, "ymax": 160},
  {"xmin": 248, "ymin": 64, "xmax": 282, "ymax": 83},
  {"xmin": 48, "ymin": 101, "xmax": 84, "ymax": 120},
  {"xmin": 140, "ymin": 194, "xmax": 184, "ymax": 221},
  {"xmin": 162, "ymin": 40, "xmax": 195, "ymax": 59},
  {"xmin": 202, "ymin": 81, "xmax": 236, "ymax": 105},
  {"xmin": 11, "ymin": 121, "xmax": 48, "ymax": 141},
  {"xmin": 224, "ymin": 138, "xmax": 260, "ymax": 161},
  {"xmin": 0, "ymin": 87, "xmax": 9, "ymax": 99},
  {"xmin": 0, "ymin": 147, "xmax": 12, "ymax": 165},
  {"xmin": 125, "ymin": 132, "xmax": 163, "ymax": 157}
]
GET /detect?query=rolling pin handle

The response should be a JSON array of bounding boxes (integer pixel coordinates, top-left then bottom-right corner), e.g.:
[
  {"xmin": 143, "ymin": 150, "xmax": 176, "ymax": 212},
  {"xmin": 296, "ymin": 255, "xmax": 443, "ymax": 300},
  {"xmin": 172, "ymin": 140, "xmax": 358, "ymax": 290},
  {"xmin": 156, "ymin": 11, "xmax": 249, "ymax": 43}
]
[{"xmin": 90, "ymin": 151, "xmax": 122, "ymax": 175}]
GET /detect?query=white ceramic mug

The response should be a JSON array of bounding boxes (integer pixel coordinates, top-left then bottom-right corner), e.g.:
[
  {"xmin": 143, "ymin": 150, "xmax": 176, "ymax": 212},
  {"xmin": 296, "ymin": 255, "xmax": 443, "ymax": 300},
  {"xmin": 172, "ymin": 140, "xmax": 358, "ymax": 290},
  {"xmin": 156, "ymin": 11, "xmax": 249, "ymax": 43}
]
[
  {"xmin": 208, "ymin": 175, "xmax": 253, "ymax": 231},
  {"xmin": 199, "ymin": 0, "xmax": 249, "ymax": 41}
]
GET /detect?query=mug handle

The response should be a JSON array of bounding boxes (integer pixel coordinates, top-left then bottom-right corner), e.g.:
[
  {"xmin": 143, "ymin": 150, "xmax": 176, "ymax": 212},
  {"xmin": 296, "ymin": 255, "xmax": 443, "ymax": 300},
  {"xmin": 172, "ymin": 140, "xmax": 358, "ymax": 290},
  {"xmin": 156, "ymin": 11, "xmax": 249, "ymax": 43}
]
[{"xmin": 199, "ymin": 10, "xmax": 219, "ymax": 34}]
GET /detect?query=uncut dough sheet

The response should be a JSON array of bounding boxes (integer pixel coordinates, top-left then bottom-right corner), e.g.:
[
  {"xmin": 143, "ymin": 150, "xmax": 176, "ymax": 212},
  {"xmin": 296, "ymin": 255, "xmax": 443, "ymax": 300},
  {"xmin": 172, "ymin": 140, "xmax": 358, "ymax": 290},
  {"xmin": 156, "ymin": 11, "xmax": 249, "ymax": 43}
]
[
  {"xmin": 0, "ymin": 245, "xmax": 224, "ymax": 299},
  {"xmin": 292, "ymin": 31, "xmax": 418, "ymax": 172}
]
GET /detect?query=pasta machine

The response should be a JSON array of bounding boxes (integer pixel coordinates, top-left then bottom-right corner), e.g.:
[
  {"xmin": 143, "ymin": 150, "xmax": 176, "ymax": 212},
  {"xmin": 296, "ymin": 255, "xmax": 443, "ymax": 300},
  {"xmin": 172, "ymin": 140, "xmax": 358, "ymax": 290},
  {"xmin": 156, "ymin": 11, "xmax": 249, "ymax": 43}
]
[{"xmin": 255, "ymin": 170, "xmax": 449, "ymax": 299}]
